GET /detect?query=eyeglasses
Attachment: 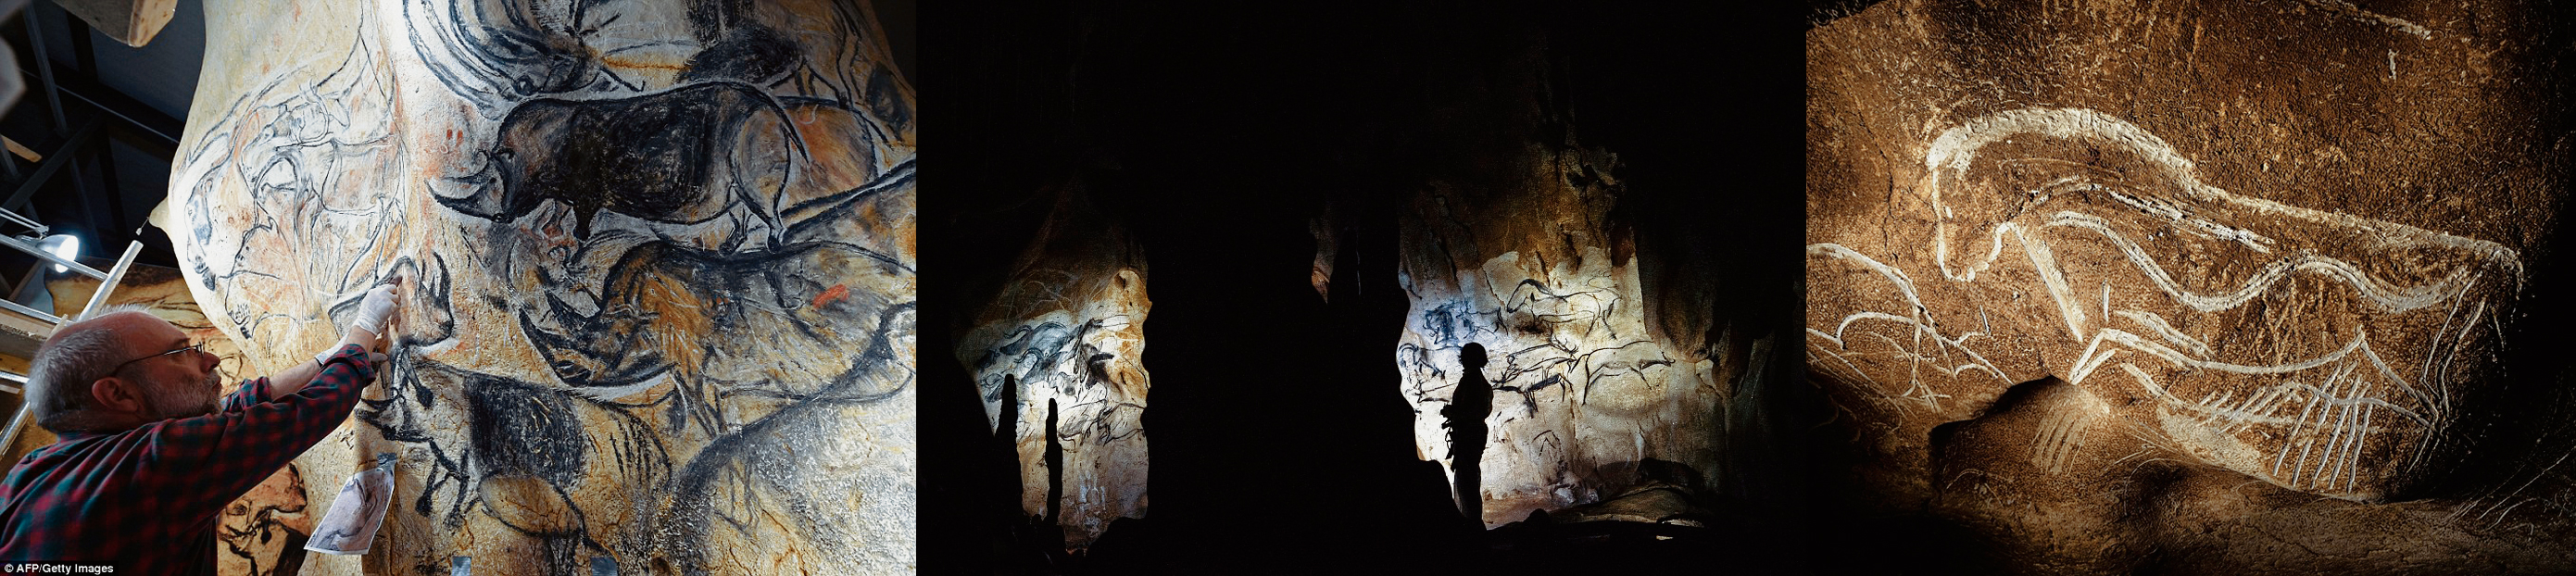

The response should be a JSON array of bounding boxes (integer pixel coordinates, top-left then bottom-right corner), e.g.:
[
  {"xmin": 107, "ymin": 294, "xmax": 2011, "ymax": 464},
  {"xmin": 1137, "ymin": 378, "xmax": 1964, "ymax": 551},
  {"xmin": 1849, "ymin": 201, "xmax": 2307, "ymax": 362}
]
[{"xmin": 110, "ymin": 341, "xmax": 207, "ymax": 374}]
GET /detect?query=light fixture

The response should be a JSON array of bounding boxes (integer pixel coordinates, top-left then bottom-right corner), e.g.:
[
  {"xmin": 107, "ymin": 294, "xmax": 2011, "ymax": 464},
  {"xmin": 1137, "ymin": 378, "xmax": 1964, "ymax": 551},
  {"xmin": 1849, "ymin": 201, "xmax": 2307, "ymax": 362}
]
[{"xmin": 36, "ymin": 233, "xmax": 77, "ymax": 273}]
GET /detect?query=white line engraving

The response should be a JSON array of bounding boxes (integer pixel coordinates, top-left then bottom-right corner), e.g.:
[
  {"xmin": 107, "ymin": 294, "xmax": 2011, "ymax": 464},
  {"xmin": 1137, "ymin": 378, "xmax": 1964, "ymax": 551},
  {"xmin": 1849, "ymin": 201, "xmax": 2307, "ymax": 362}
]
[{"xmin": 1810, "ymin": 106, "xmax": 2521, "ymax": 501}]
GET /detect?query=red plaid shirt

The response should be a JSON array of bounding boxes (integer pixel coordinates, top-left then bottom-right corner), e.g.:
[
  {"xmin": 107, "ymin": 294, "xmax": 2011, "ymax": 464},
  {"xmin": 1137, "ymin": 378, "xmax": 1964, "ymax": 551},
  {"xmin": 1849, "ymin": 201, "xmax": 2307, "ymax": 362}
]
[{"xmin": 0, "ymin": 344, "xmax": 374, "ymax": 575}]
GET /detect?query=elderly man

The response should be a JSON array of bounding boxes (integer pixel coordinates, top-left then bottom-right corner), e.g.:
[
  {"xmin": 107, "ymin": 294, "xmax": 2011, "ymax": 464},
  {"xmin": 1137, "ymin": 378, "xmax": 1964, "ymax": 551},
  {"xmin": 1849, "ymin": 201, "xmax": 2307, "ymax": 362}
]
[{"xmin": 0, "ymin": 280, "xmax": 401, "ymax": 574}]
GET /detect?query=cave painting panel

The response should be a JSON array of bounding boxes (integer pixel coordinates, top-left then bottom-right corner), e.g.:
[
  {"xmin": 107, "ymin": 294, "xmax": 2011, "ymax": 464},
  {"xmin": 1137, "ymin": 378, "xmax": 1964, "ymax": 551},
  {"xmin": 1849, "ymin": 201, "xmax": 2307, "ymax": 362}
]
[
  {"xmin": 1804, "ymin": 2, "xmax": 2576, "ymax": 570},
  {"xmin": 954, "ymin": 190, "xmax": 1150, "ymax": 549},
  {"xmin": 1395, "ymin": 153, "xmax": 1726, "ymax": 529},
  {"xmin": 159, "ymin": 0, "xmax": 914, "ymax": 573},
  {"xmin": 1807, "ymin": 107, "xmax": 2520, "ymax": 502}
]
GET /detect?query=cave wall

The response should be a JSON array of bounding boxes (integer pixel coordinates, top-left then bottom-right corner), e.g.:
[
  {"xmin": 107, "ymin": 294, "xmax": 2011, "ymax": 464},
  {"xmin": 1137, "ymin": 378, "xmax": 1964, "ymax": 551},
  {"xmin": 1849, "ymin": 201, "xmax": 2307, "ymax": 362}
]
[
  {"xmin": 155, "ymin": 0, "xmax": 916, "ymax": 572},
  {"xmin": 952, "ymin": 185, "xmax": 1150, "ymax": 548},
  {"xmin": 1396, "ymin": 156, "xmax": 1727, "ymax": 529},
  {"xmin": 1808, "ymin": 0, "xmax": 2575, "ymax": 571},
  {"xmin": 1393, "ymin": 36, "xmax": 1727, "ymax": 529}
]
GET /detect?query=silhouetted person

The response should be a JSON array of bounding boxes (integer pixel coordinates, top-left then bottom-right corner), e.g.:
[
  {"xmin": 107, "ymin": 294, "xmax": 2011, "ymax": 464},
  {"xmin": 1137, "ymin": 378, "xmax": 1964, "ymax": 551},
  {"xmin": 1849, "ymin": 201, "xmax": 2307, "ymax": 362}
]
[
  {"xmin": 1045, "ymin": 397, "xmax": 1064, "ymax": 527},
  {"xmin": 1443, "ymin": 343, "xmax": 1493, "ymax": 526}
]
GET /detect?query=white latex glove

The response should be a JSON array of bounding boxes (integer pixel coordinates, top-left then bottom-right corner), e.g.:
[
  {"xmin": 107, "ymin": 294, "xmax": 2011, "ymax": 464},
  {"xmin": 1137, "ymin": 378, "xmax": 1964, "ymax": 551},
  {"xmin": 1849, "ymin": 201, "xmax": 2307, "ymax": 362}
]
[
  {"xmin": 350, "ymin": 282, "xmax": 400, "ymax": 337},
  {"xmin": 319, "ymin": 280, "xmax": 402, "ymax": 367}
]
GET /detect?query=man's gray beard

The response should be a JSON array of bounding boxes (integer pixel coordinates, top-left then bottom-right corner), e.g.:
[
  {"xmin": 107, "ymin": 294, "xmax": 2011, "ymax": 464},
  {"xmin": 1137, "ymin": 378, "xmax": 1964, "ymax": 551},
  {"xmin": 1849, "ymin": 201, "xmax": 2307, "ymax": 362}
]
[{"xmin": 145, "ymin": 369, "xmax": 224, "ymax": 420}]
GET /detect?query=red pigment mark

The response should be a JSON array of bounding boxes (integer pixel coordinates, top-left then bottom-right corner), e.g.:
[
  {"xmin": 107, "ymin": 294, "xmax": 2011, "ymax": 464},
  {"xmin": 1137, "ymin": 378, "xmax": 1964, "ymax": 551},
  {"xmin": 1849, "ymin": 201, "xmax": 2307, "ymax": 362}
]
[{"xmin": 812, "ymin": 284, "xmax": 850, "ymax": 309}]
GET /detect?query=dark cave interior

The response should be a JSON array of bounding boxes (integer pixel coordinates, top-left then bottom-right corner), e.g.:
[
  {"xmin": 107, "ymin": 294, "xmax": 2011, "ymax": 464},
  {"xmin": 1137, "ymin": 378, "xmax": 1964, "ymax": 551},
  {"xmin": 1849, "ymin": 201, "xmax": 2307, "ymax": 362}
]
[{"xmin": 924, "ymin": 2, "xmax": 1804, "ymax": 573}]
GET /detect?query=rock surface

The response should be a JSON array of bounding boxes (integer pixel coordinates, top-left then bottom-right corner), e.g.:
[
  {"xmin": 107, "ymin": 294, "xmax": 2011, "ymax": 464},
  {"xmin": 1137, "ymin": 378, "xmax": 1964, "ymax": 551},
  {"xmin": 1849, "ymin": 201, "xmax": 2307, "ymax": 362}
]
[
  {"xmin": 1809, "ymin": 0, "xmax": 2575, "ymax": 572},
  {"xmin": 953, "ymin": 185, "xmax": 1150, "ymax": 549},
  {"xmin": 1393, "ymin": 38, "xmax": 1728, "ymax": 529},
  {"xmin": 155, "ymin": 0, "xmax": 916, "ymax": 573}
]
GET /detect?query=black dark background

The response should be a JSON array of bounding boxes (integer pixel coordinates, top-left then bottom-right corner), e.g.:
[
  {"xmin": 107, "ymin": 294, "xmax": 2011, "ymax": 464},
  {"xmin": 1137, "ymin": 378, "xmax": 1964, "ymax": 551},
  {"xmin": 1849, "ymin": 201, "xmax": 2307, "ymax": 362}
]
[{"xmin": 921, "ymin": 2, "xmax": 1805, "ymax": 573}]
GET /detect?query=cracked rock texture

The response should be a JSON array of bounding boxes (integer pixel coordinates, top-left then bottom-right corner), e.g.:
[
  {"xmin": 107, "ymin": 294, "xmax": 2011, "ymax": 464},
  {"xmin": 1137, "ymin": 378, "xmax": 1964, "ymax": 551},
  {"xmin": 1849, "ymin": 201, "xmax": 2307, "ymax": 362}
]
[
  {"xmin": 156, "ymin": 0, "xmax": 916, "ymax": 573},
  {"xmin": 954, "ymin": 185, "xmax": 1150, "ymax": 549},
  {"xmin": 1809, "ymin": 0, "xmax": 2575, "ymax": 572}
]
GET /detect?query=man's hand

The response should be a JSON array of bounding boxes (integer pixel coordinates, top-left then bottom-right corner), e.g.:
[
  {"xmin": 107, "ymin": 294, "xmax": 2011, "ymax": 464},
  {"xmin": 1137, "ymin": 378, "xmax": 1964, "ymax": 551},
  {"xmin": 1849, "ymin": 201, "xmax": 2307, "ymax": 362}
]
[
  {"xmin": 339, "ymin": 278, "xmax": 404, "ymax": 353},
  {"xmin": 276, "ymin": 276, "xmax": 401, "ymax": 398},
  {"xmin": 281, "ymin": 278, "xmax": 403, "ymax": 398}
]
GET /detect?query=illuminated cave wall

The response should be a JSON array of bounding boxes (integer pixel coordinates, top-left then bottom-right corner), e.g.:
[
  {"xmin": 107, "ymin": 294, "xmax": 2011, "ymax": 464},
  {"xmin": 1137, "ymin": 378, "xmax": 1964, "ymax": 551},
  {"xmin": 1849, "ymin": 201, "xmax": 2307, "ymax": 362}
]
[
  {"xmin": 953, "ymin": 188, "xmax": 1150, "ymax": 549},
  {"xmin": 1809, "ymin": 1, "xmax": 2573, "ymax": 572},
  {"xmin": 157, "ymin": 0, "xmax": 915, "ymax": 573},
  {"xmin": 1392, "ymin": 60, "xmax": 1727, "ymax": 527},
  {"xmin": 1396, "ymin": 161, "xmax": 1726, "ymax": 528}
]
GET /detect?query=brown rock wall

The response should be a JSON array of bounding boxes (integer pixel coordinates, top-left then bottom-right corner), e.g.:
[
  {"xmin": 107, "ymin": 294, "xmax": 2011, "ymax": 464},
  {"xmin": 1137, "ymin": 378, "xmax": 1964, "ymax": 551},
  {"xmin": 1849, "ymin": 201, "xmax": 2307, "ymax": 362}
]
[
  {"xmin": 1811, "ymin": 0, "xmax": 2574, "ymax": 571},
  {"xmin": 157, "ymin": 0, "xmax": 916, "ymax": 572}
]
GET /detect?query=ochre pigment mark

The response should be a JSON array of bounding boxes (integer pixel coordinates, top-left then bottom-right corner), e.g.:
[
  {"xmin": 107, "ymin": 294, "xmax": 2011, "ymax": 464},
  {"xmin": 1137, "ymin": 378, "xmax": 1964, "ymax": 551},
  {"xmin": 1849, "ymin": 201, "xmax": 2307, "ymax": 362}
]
[{"xmin": 813, "ymin": 284, "xmax": 850, "ymax": 309}]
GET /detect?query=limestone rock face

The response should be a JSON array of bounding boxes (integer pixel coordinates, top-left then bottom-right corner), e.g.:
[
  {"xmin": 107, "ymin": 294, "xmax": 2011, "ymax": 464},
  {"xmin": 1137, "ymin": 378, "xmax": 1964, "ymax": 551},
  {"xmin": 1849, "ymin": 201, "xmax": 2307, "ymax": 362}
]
[
  {"xmin": 954, "ymin": 188, "xmax": 1149, "ymax": 549},
  {"xmin": 1395, "ymin": 81, "xmax": 1724, "ymax": 527},
  {"xmin": 1811, "ymin": 0, "xmax": 2572, "ymax": 571},
  {"xmin": 157, "ymin": 0, "xmax": 916, "ymax": 573}
]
